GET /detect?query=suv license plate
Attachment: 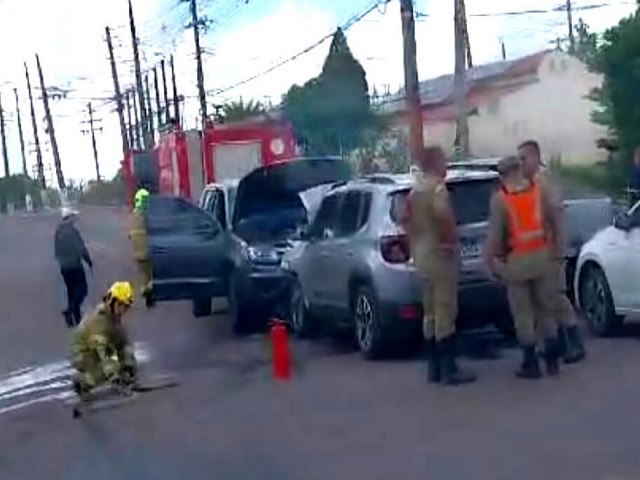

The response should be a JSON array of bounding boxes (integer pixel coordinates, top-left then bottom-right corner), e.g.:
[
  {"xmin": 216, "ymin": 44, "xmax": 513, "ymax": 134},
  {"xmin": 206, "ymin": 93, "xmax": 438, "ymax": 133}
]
[{"xmin": 461, "ymin": 242, "xmax": 481, "ymax": 258}]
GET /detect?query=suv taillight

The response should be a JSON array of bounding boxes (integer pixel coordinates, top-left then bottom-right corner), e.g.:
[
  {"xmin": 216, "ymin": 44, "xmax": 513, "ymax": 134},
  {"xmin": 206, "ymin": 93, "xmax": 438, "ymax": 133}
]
[{"xmin": 380, "ymin": 235, "xmax": 411, "ymax": 264}]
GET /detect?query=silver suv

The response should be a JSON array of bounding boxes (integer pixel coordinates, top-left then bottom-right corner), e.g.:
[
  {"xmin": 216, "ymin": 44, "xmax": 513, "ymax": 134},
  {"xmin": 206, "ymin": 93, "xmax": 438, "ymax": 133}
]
[{"xmin": 281, "ymin": 169, "xmax": 511, "ymax": 359}]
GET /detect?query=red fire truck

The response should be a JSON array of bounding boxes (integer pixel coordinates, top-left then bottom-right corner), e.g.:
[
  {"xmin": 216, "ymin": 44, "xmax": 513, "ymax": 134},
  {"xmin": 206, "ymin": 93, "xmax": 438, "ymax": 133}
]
[{"xmin": 122, "ymin": 114, "xmax": 298, "ymax": 207}]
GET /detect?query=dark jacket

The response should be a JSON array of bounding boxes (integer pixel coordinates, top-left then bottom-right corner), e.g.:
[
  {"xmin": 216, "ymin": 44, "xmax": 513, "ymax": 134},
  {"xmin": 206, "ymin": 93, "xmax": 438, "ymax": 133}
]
[{"xmin": 54, "ymin": 219, "xmax": 92, "ymax": 270}]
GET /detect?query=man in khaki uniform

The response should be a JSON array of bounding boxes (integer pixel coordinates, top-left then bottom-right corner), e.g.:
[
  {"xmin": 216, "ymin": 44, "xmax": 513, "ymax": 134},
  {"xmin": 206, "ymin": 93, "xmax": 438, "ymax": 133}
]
[
  {"xmin": 405, "ymin": 146, "xmax": 476, "ymax": 386},
  {"xmin": 484, "ymin": 156, "xmax": 562, "ymax": 378},
  {"xmin": 129, "ymin": 188, "xmax": 153, "ymax": 307},
  {"xmin": 518, "ymin": 140, "xmax": 586, "ymax": 364}
]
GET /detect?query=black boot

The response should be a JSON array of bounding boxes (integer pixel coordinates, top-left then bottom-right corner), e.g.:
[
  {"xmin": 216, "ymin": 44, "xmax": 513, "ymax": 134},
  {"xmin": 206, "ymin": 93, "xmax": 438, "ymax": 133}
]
[
  {"xmin": 62, "ymin": 309, "xmax": 73, "ymax": 328},
  {"xmin": 516, "ymin": 345, "xmax": 542, "ymax": 379},
  {"xmin": 543, "ymin": 338, "xmax": 561, "ymax": 376},
  {"xmin": 439, "ymin": 336, "xmax": 476, "ymax": 385},
  {"xmin": 563, "ymin": 325, "xmax": 586, "ymax": 364},
  {"xmin": 427, "ymin": 338, "xmax": 441, "ymax": 384},
  {"xmin": 556, "ymin": 327, "xmax": 568, "ymax": 358}
]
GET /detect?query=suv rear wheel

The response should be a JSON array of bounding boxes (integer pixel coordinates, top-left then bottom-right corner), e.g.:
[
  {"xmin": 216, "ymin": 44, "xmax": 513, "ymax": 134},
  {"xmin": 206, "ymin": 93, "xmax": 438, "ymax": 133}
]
[{"xmin": 353, "ymin": 285, "xmax": 386, "ymax": 360}]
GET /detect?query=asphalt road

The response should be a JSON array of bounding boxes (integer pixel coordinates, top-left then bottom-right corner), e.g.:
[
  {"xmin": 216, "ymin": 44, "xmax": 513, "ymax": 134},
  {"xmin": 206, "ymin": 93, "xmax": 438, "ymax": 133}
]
[{"xmin": 1, "ymin": 206, "xmax": 640, "ymax": 480}]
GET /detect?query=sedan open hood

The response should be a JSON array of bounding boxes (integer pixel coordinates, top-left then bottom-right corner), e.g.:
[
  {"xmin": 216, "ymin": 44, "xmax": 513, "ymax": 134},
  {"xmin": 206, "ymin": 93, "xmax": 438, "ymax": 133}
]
[{"xmin": 232, "ymin": 157, "xmax": 352, "ymax": 228}]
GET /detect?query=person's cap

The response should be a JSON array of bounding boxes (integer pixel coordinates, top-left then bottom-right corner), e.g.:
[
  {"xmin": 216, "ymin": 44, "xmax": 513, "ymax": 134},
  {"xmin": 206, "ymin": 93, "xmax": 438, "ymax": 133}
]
[
  {"xmin": 496, "ymin": 155, "xmax": 522, "ymax": 176},
  {"xmin": 61, "ymin": 206, "xmax": 78, "ymax": 219}
]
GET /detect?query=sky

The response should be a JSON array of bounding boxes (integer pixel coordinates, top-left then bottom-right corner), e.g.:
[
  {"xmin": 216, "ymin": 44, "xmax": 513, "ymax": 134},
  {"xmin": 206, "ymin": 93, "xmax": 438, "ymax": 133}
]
[{"xmin": 0, "ymin": 0, "xmax": 636, "ymax": 184}]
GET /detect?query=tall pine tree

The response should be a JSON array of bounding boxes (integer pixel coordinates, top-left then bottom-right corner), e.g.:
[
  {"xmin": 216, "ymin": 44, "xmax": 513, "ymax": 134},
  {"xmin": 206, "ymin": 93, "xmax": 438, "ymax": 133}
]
[{"xmin": 283, "ymin": 28, "xmax": 375, "ymax": 155}]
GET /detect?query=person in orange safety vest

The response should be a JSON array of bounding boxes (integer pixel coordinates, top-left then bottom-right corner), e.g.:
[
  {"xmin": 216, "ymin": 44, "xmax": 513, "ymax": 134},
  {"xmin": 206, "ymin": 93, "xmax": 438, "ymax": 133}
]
[
  {"xmin": 518, "ymin": 140, "xmax": 586, "ymax": 364},
  {"xmin": 484, "ymin": 155, "xmax": 562, "ymax": 379}
]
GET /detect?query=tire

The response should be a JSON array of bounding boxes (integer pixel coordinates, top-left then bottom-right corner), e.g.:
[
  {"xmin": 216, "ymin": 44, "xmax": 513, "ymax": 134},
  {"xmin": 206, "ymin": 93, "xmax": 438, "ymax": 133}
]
[
  {"xmin": 289, "ymin": 280, "xmax": 316, "ymax": 338},
  {"xmin": 493, "ymin": 313, "xmax": 516, "ymax": 340},
  {"xmin": 353, "ymin": 285, "xmax": 387, "ymax": 360},
  {"xmin": 228, "ymin": 273, "xmax": 254, "ymax": 335},
  {"xmin": 579, "ymin": 265, "xmax": 623, "ymax": 337},
  {"xmin": 192, "ymin": 298, "xmax": 212, "ymax": 318}
]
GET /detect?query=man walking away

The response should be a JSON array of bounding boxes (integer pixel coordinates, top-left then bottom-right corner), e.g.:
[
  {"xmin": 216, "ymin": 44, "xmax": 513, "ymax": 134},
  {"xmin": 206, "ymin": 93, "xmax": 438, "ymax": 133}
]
[
  {"xmin": 55, "ymin": 207, "xmax": 93, "ymax": 327},
  {"xmin": 485, "ymin": 156, "xmax": 561, "ymax": 379},
  {"xmin": 518, "ymin": 140, "xmax": 586, "ymax": 364},
  {"xmin": 405, "ymin": 146, "xmax": 476, "ymax": 386}
]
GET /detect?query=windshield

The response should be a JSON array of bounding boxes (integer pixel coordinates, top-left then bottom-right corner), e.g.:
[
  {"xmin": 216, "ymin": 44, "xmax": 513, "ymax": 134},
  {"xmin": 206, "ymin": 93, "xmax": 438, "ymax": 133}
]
[{"xmin": 390, "ymin": 178, "xmax": 499, "ymax": 225}]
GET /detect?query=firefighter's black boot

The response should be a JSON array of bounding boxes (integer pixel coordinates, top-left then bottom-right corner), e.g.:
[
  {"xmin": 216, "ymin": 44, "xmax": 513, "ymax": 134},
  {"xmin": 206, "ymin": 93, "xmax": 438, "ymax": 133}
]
[
  {"xmin": 543, "ymin": 338, "xmax": 561, "ymax": 376},
  {"xmin": 563, "ymin": 325, "xmax": 586, "ymax": 364},
  {"xmin": 439, "ymin": 335, "xmax": 476, "ymax": 385},
  {"xmin": 516, "ymin": 345, "xmax": 542, "ymax": 379},
  {"xmin": 556, "ymin": 327, "xmax": 568, "ymax": 358},
  {"xmin": 427, "ymin": 338, "xmax": 441, "ymax": 384}
]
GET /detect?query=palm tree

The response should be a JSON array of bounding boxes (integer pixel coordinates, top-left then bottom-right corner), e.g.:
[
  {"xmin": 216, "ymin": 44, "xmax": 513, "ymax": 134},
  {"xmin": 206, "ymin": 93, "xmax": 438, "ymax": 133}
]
[{"xmin": 221, "ymin": 98, "xmax": 266, "ymax": 122}]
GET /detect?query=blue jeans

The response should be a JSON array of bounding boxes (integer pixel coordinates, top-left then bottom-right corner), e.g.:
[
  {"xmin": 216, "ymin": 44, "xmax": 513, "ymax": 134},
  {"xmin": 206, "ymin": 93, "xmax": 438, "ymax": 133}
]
[{"xmin": 61, "ymin": 267, "xmax": 87, "ymax": 327}]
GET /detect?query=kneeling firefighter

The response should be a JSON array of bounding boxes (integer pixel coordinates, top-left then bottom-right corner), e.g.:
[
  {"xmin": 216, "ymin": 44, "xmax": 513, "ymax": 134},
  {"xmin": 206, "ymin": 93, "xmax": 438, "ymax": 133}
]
[{"xmin": 71, "ymin": 281, "xmax": 137, "ymax": 399}]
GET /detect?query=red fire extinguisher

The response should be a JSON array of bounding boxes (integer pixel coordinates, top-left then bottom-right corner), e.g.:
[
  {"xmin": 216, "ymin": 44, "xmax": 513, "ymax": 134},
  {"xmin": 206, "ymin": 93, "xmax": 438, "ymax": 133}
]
[{"xmin": 269, "ymin": 319, "xmax": 291, "ymax": 381}]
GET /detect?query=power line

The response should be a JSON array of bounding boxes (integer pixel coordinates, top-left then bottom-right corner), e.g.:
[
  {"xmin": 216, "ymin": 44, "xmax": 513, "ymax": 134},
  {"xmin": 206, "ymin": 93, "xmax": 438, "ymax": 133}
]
[
  {"xmin": 426, "ymin": 1, "xmax": 635, "ymax": 18},
  {"xmin": 211, "ymin": 0, "xmax": 391, "ymax": 96}
]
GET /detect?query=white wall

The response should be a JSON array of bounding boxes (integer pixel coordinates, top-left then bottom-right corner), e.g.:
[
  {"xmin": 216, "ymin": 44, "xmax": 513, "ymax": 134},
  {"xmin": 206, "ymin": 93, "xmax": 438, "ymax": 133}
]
[{"xmin": 421, "ymin": 52, "xmax": 608, "ymax": 164}]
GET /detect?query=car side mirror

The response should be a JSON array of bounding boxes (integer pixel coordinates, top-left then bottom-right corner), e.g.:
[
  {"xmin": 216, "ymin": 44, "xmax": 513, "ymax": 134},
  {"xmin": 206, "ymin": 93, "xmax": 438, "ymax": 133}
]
[{"xmin": 614, "ymin": 213, "xmax": 631, "ymax": 231}]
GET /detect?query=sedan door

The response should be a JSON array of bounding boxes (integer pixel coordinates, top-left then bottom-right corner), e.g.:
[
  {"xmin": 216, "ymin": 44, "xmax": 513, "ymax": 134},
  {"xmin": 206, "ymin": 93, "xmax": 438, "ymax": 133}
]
[
  {"xmin": 605, "ymin": 206, "xmax": 640, "ymax": 311},
  {"xmin": 145, "ymin": 196, "xmax": 229, "ymax": 302}
]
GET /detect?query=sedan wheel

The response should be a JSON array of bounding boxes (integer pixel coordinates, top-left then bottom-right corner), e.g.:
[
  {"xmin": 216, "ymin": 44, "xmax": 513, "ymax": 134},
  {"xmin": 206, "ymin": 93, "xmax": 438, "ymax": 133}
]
[
  {"xmin": 580, "ymin": 266, "xmax": 622, "ymax": 337},
  {"xmin": 354, "ymin": 286, "xmax": 385, "ymax": 360}
]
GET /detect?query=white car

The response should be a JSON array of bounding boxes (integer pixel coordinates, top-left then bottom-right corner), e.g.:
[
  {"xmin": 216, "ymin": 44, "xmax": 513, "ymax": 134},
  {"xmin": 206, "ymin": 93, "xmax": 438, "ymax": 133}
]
[{"xmin": 574, "ymin": 201, "xmax": 640, "ymax": 336}]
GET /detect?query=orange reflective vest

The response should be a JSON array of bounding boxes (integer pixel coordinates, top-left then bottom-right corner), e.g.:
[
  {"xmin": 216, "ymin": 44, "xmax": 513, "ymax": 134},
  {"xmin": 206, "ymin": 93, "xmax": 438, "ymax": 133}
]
[{"xmin": 499, "ymin": 182, "xmax": 548, "ymax": 255}]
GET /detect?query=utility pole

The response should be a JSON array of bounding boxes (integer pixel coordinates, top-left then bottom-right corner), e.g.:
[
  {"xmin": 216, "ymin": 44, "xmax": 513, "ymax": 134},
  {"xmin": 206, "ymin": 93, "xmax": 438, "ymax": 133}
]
[
  {"xmin": 186, "ymin": 0, "xmax": 207, "ymax": 122},
  {"xmin": 566, "ymin": 0, "xmax": 575, "ymax": 53},
  {"xmin": 25, "ymin": 63, "xmax": 44, "ymax": 187},
  {"xmin": 460, "ymin": 0, "xmax": 472, "ymax": 68},
  {"xmin": 161, "ymin": 59, "xmax": 169, "ymax": 123},
  {"xmin": 36, "ymin": 54, "xmax": 65, "ymax": 190},
  {"xmin": 153, "ymin": 66, "xmax": 162, "ymax": 128},
  {"xmin": 132, "ymin": 87, "xmax": 141, "ymax": 148},
  {"xmin": 145, "ymin": 73, "xmax": 154, "ymax": 143},
  {"xmin": 170, "ymin": 55, "xmax": 180, "ymax": 123},
  {"xmin": 81, "ymin": 102, "xmax": 102, "ymax": 182},
  {"xmin": 399, "ymin": 0, "xmax": 424, "ymax": 165},
  {"xmin": 453, "ymin": 0, "xmax": 470, "ymax": 157},
  {"xmin": 125, "ymin": 90, "xmax": 134, "ymax": 149},
  {"xmin": 105, "ymin": 26, "xmax": 129, "ymax": 153},
  {"xmin": 13, "ymin": 89, "xmax": 27, "ymax": 176},
  {"xmin": 128, "ymin": 0, "xmax": 150, "ymax": 148},
  {"xmin": 0, "ymin": 93, "xmax": 9, "ymax": 177}
]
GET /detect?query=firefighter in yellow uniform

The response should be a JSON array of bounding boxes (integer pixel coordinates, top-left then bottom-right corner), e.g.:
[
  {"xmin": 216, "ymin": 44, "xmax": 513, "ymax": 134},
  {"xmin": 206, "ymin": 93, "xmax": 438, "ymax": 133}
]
[
  {"xmin": 485, "ymin": 156, "xmax": 561, "ymax": 378},
  {"xmin": 71, "ymin": 281, "xmax": 136, "ymax": 400},
  {"xmin": 130, "ymin": 188, "xmax": 153, "ymax": 306},
  {"xmin": 405, "ymin": 146, "xmax": 476, "ymax": 385},
  {"xmin": 518, "ymin": 140, "xmax": 586, "ymax": 363}
]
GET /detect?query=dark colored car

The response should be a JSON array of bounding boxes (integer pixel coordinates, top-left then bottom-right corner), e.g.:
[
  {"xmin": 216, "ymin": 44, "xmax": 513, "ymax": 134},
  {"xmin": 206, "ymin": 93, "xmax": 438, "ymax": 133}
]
[{"xmin": 144, "ymin": 157, "xmax": 352, "ymax": 332}]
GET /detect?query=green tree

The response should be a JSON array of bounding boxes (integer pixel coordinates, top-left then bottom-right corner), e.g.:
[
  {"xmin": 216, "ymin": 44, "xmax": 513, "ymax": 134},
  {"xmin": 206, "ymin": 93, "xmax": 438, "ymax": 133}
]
[
  {"xmin": 221, "ymin": 99, "xmax": 266, "ymax": 123},
  {"xmin": 283, "ymin": 28, "xmax": 376, "ymax": 155}
]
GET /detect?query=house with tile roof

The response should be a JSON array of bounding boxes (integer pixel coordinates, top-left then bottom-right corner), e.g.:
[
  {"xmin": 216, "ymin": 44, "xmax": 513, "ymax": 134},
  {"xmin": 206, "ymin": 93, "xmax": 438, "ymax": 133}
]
[{"xmin": 377, "ymin": 49, "xmax": 607, "ymax": 165}]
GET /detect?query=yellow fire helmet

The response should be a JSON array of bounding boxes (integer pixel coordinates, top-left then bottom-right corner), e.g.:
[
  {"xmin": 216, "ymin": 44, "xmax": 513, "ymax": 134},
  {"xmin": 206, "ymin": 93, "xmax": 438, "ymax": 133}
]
[{"xmin": 107, "ymin": 281, "xmax": 134, "ymax": 306}]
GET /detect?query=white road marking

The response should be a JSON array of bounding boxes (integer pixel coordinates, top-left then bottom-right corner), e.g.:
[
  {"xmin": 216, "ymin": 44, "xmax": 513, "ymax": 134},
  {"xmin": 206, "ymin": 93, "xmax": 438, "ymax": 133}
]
[{"xmin": 0, "ymin": 342, "xmax": 152, "ymax": 417}]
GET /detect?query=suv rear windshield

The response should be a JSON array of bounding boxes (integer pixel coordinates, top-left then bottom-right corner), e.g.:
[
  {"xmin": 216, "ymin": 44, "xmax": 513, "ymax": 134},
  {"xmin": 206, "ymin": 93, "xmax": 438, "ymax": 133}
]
[{"xmin": 390, "ymin": 178, "xmax": 499, "ymax": 226}]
